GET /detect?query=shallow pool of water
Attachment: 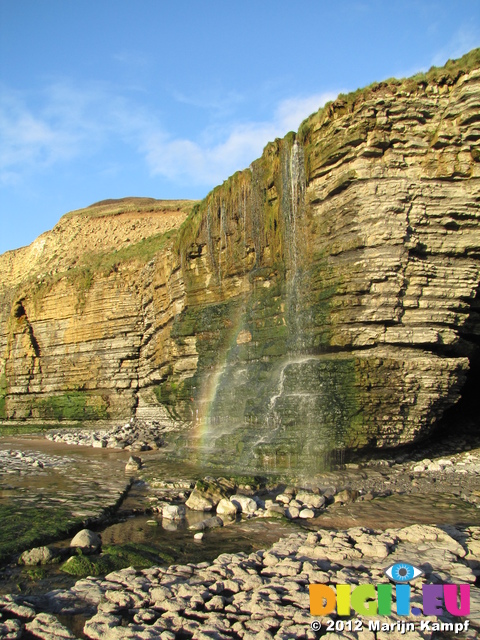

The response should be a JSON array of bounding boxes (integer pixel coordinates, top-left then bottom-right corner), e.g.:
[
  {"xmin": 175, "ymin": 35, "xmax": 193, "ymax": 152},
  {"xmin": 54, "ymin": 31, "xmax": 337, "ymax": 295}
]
[
  {"xmin": 312, "ymin": 492, "xmax": 480, "ymax": 529},
  {"xmin": 1, "ymin": 433, "xmax": 480, "ymax": 600}
]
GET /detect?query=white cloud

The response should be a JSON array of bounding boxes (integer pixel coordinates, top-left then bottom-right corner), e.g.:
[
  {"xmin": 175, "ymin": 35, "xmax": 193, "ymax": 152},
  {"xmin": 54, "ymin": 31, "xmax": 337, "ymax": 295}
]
[
  {"xmin": 431, "ymin": 25, "xmax": 480, "ymax": 67},
  {"xmin": 0, "ymin": 81, "xmax": 148, "ymax": 185},
  {"xmin": 0, "ymin": 82, "xmax": 337, "ymax": 189},
  {"xmin": 144, "ymin": 92, "xmax": 337, "ymax": 185},
  {"xmin": 0, "ymin": 90, "xmax": 77, "ymax": 185},
  {"xmin": 276, "ymin": 93, "xmax": 337, "ymax": 131}
]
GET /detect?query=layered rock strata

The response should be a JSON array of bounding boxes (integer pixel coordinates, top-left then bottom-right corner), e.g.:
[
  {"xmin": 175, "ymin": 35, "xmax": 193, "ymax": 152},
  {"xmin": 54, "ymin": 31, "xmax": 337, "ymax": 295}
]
[
  {"xmin": 1, "ymin": 52, "xmax": 480, "ymax": 470},
  {"xmin": 0, "ymin": 198, "xmax": 193, "ymax": 423},
  {"xmin": 158, "ymin": 51, "xmax": 480, "ymax": 468}
]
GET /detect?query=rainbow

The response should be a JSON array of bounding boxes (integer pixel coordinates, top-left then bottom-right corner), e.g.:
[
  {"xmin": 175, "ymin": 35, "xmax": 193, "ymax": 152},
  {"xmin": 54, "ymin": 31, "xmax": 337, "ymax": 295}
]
[{"xmin": 190, "ymin": 298, "xmax": 249, "ymax": 458}]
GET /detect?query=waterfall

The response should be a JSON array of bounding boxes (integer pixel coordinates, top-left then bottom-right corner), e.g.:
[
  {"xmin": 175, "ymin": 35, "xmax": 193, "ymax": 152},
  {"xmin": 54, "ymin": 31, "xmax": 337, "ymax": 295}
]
[
  {"xmin": 289, "ymin": 140, "xmax": 306, "ymax": 275},
  {"xmin": 281, "ymin": 138, "xmax": 308, "ymax": 354},
  {"xmin": 180, "ymin": 136, "xmax": 352, "ymax": 474}
]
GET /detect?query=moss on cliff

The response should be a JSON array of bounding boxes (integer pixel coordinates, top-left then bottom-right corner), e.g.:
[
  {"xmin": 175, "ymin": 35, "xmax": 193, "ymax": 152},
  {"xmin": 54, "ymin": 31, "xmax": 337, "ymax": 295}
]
[
  {"xmin": 21, "ymin": 226, "xmax": 184, "ymax": 318},
  {"xmin": 297, "ymin": 47, "xmax": 480, "ymax": 174},
  {"xmin": 33, "ymin": 392, "xmax": 108, "ymax": 421},
  {"xmin": 84, "ymin": 228, "xmax": 179, "ymax": 271},
  {"xmin": 0, "ymin": 374, "xmax": 6, "ymax": 419},
  {"xmin": 159, "ymin": 123, "xmax": 357, "ymax": 470},
  {"xmin": 2, "ymin": 49, "xmax": 480, "ymax": 463}
]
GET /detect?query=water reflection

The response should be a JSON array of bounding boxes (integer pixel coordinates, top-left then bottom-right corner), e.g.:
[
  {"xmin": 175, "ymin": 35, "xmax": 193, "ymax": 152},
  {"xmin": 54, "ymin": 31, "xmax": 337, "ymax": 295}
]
[{"xmin": 312, "ymin": 493, "xmax": 480, "ymax": 530}]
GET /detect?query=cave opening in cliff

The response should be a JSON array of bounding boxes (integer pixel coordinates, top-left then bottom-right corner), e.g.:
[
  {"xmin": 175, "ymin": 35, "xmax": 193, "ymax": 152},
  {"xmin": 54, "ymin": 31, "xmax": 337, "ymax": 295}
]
[
  {"xmin": 437, "ymin": 344, "xmax": 480, "ymax": 441},
  {"xmin": 13, "ymin": 301, "xmax": 26, "ymax": 318},
  {"xmin": 433, "ymin": 282, "xmax": 480, "ymax": 443}
]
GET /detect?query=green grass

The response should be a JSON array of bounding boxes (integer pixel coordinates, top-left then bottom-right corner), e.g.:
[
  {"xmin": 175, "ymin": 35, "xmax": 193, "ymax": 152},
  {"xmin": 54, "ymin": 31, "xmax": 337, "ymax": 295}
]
[
  {"xmin": 0, "ymin": 424, "xmax": 56, "ymax": 436},
  {"xmin": 297, "ymin": 47, "xmax": 480, "ymax": 151},
  {"xmin": 62, "ymin": 197, "xmax": 196, "ymax": 221},
  {"xmin": 0, "ymin": 374, "xmax": 6, "ymax": 419},
  {"xmin": 82, "ymin": 227, "xmax": 179, "ymax": 272},
  {"xmin": 29, "ymin": 227, "xmax": 181, "ymax": 311}
]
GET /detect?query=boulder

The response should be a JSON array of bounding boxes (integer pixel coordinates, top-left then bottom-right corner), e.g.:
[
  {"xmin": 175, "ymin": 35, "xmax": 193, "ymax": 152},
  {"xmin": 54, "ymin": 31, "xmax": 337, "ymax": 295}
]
[
  {"xmin": 216, "ymin": 498, "xmax": 238, "ymax": 516},
  {"xmin": 125, "ymin": 455, "xmax": 142, "ymax": 472},
  {"xmin": 201, "ymin": 478, "xmax": 235, "ymax": 503},
  {"xmin": 334, "ymin": 489, "xmax": 359, "ymax": 504},
  {"xmin": 162, "ymin": 504, "xmax": 186, "ymax": 520},
  {"xmin": 266, "ymin": 504, "xmax": 285, "ymax": 516},
  {"xmin": 299, "ymin": 508, "xmax": 315, "ymax": 519},
  {"xmin": 185, "ymin": 489, "xmax": 214, "ymax": 511},
  {"xmin": 186, "ymin": 477, "xmax": 236, "ymax": 511},
  {"xmin": 296, "ymin": 491, "xmax": 325, "ymax": 509},
  {"xmin": 70, "ymin": 529, "xmax": 101, "ymax": 554},
  {"xmin": 230, "ymin": 494, "xmax": 257, "ymax": 514},
  {"xmin": 20, "ymin": 546, "xmax": 58, "ymax": 565}
]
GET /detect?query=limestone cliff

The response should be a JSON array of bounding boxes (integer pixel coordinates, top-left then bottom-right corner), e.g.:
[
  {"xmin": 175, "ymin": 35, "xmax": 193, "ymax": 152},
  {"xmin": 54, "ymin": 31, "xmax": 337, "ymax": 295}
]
[
  {"xmin": 2, "ymin": 50, "xmax": 480, "ymax": 472},
  {"xmin": 0, "ymin": 198, "xmax": 193, "ymax": 422}
]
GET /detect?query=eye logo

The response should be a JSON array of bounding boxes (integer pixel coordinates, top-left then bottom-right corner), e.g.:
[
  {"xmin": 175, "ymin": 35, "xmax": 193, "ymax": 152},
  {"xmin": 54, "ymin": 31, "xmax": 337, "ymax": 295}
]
[{"xmin": 385, "ymin": 562, "xmax": 424, "ymax": 583}]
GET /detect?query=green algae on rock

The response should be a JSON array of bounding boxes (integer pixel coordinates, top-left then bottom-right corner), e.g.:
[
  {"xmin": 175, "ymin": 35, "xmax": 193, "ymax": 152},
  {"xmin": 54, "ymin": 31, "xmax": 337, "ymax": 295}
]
[{"xmin": 60, "ymin": 543, "xmax": 176, "ymax": 578}]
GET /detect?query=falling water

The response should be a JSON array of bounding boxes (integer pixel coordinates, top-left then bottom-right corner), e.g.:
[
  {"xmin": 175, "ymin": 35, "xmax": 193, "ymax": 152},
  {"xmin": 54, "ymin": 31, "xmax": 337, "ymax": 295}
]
[
  {"xmin": 218, "ymin": 201, "xmax": 228, "ymax": 286},
  {"xmin": 280, "ymin": 138, "xmax": 308, "ymax": 354},
  {"xmin": 288, "ymin": 140, "xmax": 306, "ymax": 275},
  {"xmin": 180, "ymin": 137, "xmax": 353, "ymax": 474}
]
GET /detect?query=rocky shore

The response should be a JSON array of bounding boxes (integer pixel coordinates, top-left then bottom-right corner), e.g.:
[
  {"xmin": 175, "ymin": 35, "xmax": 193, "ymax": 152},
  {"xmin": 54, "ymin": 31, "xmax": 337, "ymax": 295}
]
[
  {"xmin": 45, "ymin": 420, "xmax": 169, "ymax": 451},
  {"xmin": 0, "ymin": 428, "xmax": 478, "ymax": 638},
  {"xmin": 0, "ymin": 448, "xmax": 74, "ymax": 474},
  {"xmin": 43, "ymin": 418, "xmax": 480, "ymax": 512},
  {"xmin": 123, "ymin": 427, "xmax": 480, "ymax": 530},
  {"xmin": 0, "ymin": 522, "xmax": 478, "ymax": 639}
]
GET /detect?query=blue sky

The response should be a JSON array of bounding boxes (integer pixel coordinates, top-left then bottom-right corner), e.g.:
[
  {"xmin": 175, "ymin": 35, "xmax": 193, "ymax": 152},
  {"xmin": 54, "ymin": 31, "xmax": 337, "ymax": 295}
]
[{"xmin": 0, "ymin": 1, "xmax": 479, "ymax": 254}]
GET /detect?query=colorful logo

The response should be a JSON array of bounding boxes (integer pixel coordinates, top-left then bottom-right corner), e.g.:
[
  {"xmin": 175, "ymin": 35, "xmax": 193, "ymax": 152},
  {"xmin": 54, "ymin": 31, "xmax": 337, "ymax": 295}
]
[{"xmin": 309, "ymin": 562, "xmax": 471, "ymax": 618}]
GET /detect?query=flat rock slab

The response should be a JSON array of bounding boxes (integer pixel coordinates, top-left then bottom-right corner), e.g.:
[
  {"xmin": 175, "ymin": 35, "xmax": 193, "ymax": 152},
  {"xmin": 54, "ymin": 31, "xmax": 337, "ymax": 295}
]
[
  {"xmin": 9, "ymin": 523, "xmax": 472, "ymax": 639},
  {"xmin": 25, "ymin": 613, "xmax": 77, "ymax": 639}
]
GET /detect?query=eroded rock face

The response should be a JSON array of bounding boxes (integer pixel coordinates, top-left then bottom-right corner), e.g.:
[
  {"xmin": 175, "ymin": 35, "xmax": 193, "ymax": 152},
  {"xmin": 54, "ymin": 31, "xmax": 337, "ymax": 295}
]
[
  {"xmin": 159, "ymin": 56, "xmax": 480, "ymax": 468},
  {"xmin": 1, "ymin": 53, "xmax": 480, "ymax": 469},
  {"xmin": 0, "ymin": 199, "xmax": 193, "ymax": 423}
]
